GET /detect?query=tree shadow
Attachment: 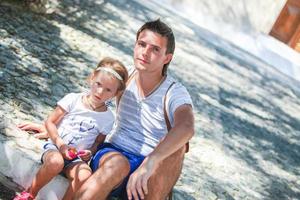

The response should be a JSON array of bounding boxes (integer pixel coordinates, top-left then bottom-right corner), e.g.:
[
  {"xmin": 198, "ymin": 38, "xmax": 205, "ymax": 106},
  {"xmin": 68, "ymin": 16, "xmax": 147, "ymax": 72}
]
[{"xmin": 0, "ymin": 4, "xmax": 94, "ymax": 120}]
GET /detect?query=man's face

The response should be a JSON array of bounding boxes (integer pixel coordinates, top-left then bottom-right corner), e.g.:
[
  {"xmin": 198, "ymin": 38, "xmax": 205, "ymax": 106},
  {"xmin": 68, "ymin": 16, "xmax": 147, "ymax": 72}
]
[{"xmin": 134, "ymin": 29, "xmax": 172, "ymax": 75}]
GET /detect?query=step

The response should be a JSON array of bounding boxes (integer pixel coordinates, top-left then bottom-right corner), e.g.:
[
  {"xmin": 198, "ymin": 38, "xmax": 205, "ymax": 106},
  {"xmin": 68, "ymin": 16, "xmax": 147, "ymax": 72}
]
[{"xmin": 0, "ymin": 117, "xmax": 68, "ymax": 200}]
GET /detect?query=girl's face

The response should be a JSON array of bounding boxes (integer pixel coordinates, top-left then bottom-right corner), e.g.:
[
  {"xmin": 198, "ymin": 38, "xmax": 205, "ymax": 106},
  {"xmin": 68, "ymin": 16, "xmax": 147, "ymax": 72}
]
[{"xmin": 89, "ymin": 71, "xmax": 119, "ymax": 104}]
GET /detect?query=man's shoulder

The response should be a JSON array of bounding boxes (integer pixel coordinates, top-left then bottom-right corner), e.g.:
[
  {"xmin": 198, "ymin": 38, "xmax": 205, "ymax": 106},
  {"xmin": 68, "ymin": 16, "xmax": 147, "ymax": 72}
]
[
  {"xmin": 165, "ymin": 76, "xmax": 192, "ymax": 104},
  {"xmin": 165, "ymin": 76, "xmax": 187, "ymax": 91}
]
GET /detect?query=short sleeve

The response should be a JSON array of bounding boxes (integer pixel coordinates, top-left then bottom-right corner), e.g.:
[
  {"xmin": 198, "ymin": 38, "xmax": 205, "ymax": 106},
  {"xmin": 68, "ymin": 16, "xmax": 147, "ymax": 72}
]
[
  {"xmin": 166, "ymin": 83, "xmax": 193, "ymax": 125},
  {"xmin": 102, "ymin": 119, "xmax": 114, "ymax": 136},
  {"xmin": 57, "ymin": 93, "xmax": 78, "ymax": 112}
]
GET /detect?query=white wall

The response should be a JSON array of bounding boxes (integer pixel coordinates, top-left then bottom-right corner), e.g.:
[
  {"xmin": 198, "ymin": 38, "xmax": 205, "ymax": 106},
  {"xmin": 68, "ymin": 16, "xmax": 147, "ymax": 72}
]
[
  {"xmin": 155, "ymin": 0, "xmax": 300, "ymax": 83},
  {"xmin": 165, "ymin": 0, "xmax": 287, "ymax": 33}
]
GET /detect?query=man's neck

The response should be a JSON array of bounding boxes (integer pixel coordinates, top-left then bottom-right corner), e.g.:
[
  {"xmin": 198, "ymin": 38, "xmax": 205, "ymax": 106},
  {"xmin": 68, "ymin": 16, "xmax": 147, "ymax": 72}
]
[{"xmin": 136, "ymin": 72, "xmax": 165, "ymax": 98}]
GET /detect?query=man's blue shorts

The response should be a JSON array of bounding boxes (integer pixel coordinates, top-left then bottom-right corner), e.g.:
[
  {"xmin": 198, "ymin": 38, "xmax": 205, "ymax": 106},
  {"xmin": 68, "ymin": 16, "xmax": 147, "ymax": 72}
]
[{"xmin": 90, "ymin": 143, "xmax": 145, "ymax": 198}]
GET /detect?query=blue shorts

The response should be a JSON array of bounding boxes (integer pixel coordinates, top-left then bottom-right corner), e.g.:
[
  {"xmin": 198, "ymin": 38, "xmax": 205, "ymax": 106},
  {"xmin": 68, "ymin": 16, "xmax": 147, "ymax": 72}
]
[
  {"xmin": 42, "ymin": 143, "xmax": 83, "ymax": 170},
  {"xmin": 90, "ymin": 143, "xmax": 145, "ymax": 198}
]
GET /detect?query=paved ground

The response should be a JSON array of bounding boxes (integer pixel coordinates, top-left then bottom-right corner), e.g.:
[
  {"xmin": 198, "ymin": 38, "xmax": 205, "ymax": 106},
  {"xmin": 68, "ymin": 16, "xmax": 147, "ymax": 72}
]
[
  {"xmin": 1, "ymin": 0, "xmax": 300, "ymax": 199},
  {"xmin": 0, "ymin": 182, "xmax": 15, "ymax": 200},
  {"xmin": 0, "ymin": 174, "xmax": 18, "ymax": 200}
]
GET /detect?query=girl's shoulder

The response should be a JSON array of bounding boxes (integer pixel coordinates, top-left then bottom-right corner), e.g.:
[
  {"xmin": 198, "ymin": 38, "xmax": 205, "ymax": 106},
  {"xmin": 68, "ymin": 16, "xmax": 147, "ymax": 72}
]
[
  {"xmin": 93, "ymin": 107, "xmax": 115, "ymax": 129},
  {"xmin": 105, "ymin": 107, "xmax": 115, "ymax": 118},
  {"xmin": 57, "ymin": 92, "xmax": 85, "ymax": 112},
  {"xmin": 62, "ymin": 92, "xmax": 85, "ymax": 99}
]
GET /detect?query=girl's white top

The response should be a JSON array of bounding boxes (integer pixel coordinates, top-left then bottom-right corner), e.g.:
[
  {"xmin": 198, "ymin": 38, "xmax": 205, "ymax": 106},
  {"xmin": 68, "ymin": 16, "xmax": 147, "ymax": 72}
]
[{"xmin": 53, "ymin": 92, "xmax": 114, "ymax": 150}]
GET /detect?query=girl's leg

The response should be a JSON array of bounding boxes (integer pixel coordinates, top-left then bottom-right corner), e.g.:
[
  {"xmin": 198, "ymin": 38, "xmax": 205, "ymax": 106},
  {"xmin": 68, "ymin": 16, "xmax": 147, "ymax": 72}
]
[
  {"xmin": 28, "ymin": 150, "xmax": 64, "ymax": 197},
  {"xmin": 62, "ymin": 162, "xmax": 92, "ymax": 200}
]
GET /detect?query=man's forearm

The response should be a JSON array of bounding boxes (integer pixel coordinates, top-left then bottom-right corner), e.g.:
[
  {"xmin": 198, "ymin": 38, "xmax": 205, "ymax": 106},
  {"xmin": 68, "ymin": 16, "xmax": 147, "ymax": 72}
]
[{"xmin": 148, "ymin": 104, "xmax": 194, "ymax": 164}]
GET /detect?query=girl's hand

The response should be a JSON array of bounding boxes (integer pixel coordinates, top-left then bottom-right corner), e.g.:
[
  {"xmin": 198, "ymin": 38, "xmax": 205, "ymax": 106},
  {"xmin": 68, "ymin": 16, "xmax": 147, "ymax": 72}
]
[
  {"xmin": 67, "ymin": 147, "xmax": 78, "ymax": 159},
  {"xmin": 59, "ymin": 145, "xmax": 73, "ymax": 160},
  {"xmin": 77, "ymin": 150, "xmax": 92, "ymax": 161}
]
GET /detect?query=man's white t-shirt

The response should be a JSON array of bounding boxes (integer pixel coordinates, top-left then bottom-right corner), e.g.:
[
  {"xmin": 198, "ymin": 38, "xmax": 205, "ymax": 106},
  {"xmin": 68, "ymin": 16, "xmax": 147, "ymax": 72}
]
[
  {"xmin": 52, "ymin": 92, "xmax": 115, "ymax": 150},
  {"xmin": 106, "ymin": 75, "xmax": 193, "ymax": 156}
]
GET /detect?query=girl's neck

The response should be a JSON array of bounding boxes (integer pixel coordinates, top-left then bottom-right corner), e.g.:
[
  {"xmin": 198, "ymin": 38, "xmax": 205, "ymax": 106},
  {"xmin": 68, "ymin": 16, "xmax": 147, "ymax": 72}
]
[{"xmin": 84, "ymin": 95, "xmax": 106, "ymax": 112}]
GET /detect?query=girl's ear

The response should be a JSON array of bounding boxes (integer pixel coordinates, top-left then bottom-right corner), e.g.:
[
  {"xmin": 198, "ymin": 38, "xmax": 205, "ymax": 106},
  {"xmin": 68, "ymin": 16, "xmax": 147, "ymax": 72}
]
[
  {"xmin": 88, "ymin": 72, "xmax": 96, "ymax": 84},
  {"xmin": 90, "ymin": 72, "xmax": 96, "ymax": 80}
]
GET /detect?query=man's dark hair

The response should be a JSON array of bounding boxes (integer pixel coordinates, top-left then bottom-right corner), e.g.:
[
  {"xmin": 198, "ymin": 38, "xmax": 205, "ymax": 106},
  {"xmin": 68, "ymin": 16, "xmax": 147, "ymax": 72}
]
[{"xmin": 136, "ymin": 19, "xmax": 175, "ymax": 75}]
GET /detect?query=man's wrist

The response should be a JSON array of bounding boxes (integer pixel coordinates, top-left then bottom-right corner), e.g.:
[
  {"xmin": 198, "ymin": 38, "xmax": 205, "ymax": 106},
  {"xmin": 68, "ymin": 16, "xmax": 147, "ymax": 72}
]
[{"xmin": 147, "ymin": 153, "xmax": 162, "ymax": 168}]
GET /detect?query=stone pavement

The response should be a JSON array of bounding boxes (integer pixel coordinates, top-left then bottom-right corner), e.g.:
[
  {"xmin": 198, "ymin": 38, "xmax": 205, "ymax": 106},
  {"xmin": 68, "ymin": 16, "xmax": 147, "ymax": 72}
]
[{"xmin": 1, "ymin": 0, "xmax": 300, "ymax": 199}]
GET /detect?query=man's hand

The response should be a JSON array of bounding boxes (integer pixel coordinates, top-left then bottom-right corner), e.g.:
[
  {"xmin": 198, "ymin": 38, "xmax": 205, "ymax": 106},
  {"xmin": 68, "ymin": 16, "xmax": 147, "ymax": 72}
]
[
  {"xmin": 126, "ymin": 156, "xmax": 159, "ymax": 200},
  {"xmin": 17, "ymin": 122, "xmax": 49, "ymax": 139}
]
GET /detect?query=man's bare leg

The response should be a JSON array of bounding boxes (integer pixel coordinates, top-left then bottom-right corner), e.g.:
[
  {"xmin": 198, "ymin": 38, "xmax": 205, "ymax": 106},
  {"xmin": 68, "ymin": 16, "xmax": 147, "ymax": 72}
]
[
  {"xmin": 145, "ymin": 145, "xmax": 186, "ymax": 200},
  {"xmin": 74, "ymin": 152, "xmax": 130, "ymax": 200}
]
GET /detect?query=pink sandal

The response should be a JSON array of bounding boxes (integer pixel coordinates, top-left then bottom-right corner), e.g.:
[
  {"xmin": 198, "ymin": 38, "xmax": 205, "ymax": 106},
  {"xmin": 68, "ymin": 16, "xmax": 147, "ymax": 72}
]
[{"xmin": 13, "ymin": 191, "xmax": 35, "ymax": 200}]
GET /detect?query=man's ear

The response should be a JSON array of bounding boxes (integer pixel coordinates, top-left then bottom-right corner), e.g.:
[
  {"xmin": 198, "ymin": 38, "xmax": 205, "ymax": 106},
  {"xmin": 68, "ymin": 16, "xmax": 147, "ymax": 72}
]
[{"xmin": 164, "ymin": 53, "xmax": 173, "ymax": 64}]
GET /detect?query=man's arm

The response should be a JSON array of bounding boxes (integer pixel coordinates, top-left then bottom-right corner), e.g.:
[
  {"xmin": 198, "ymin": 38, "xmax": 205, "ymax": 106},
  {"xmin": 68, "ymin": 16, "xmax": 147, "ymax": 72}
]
[{"xmin": 126, "ymin": 104, "xmax": 194, "ymax": 200}]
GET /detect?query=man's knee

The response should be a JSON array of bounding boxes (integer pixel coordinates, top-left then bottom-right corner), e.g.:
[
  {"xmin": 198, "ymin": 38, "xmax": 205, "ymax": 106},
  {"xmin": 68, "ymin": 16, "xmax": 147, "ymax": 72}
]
[
  {"xmin": 75, "ymin": 165, "xmax": 92, "ymax": 184},
  {"xmin": 73, "ymin": 154, "xmax": 130, "ymax": 200},
  {"xmin": 146, "ymin": 146, "xmax": 186, "ymax": 199},
  {"xmin": 100, "ymin": 152, "xmax": 130, "ymax": 180}
]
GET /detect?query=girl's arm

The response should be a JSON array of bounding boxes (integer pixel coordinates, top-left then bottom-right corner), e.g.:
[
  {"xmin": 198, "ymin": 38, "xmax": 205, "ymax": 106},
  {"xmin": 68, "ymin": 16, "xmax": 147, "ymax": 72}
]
[
  {"xmin": 45, "ymin": 106, "xmax": 67, "ymax": 154},
  {"xmin": 78, "ymin": 134, "xmax": 106, "ymax": 161},
  {"xmin": 17, "ymin": 122, "xmax": 49, "ymax": 139},
  {"xmin": 89, "ymin": 134, "xmax": 106, "ymax": 155}
]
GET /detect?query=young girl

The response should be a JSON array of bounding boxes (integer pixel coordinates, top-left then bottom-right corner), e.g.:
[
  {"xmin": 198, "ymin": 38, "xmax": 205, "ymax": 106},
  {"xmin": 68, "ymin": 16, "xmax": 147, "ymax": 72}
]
[{"xmin": 13, "ymin": 57, "xmax": 128, "ymax": 200}]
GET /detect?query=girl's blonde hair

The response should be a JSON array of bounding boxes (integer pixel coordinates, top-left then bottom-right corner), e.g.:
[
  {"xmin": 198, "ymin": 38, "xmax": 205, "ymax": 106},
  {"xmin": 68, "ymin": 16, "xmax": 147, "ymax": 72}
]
[{"xmin": 89, "ymin": 57, "xmax": 128, "ymax": 92}]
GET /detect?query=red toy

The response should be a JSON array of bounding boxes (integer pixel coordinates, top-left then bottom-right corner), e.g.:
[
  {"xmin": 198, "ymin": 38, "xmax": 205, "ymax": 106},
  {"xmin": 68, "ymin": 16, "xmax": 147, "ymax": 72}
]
[{"xmin": 67, "ymin": 148, "xmax": 78, "ymax": 159}]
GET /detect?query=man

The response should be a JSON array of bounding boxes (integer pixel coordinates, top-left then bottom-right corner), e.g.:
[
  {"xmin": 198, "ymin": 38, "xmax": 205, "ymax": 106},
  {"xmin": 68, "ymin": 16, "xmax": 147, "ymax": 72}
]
[
  {"xmin": 19, "ymin": 19, "xmax": 194, "ymax": 199},
  {"xmin": 74, "ymin": 19, "xmax": 194, "ymax": 200}
]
